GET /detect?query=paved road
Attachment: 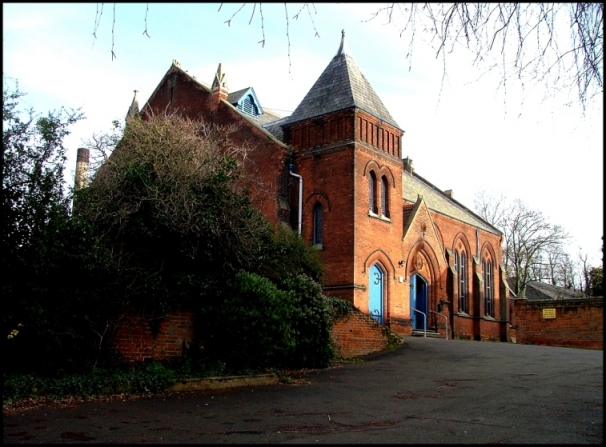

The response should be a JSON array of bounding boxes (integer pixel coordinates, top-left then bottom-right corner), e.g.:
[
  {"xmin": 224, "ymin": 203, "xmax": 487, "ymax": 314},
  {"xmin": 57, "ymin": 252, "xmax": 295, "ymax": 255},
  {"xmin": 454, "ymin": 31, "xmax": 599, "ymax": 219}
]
[{"xmin": 3, "ymin": 337, "xmax": 603, "ymax": 444}]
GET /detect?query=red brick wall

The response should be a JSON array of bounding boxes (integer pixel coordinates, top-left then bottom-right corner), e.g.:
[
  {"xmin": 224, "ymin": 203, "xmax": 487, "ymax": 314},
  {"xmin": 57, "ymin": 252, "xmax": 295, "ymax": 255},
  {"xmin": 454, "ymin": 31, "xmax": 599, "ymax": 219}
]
[
  {"xmin": 112, "ymin": 308, "xmax": 396, "ymax": 362},
  {"xmin": 143, "ymin": 64, "xmax": 289, "ymax": 227},
  {"xmin": 111, "ymin": 311, "xmax": 195, "ymax": 362},
  {"xmin": 332, "ymin": 310, "xmax": 397, "ymax": 357},
  {"xmin": 513, "ymin": 298, "xmax": 603, "ymax": 349}
]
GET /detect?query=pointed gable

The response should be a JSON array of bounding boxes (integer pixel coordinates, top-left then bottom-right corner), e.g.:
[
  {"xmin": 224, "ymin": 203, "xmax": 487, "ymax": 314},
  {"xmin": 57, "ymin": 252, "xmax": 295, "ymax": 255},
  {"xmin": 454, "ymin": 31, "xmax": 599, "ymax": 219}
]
[
  {"xmin": 402, "ymin": 195, "xmax": 446, "ymax": 262},
  {"xmin": 283, "ymin": 31, "xmax": 400, "ymax": 130}
]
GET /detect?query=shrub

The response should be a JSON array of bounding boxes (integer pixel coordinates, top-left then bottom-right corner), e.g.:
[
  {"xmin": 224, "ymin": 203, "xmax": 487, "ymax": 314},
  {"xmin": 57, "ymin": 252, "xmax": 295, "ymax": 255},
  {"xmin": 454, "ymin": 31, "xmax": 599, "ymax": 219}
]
[
  {"xmin": 200, "ymin": 270, "xmax": 296, "ymax": 370},
  {"xmin": 277, "ymin": 274, "xmax": 334, "ymax": 368}
]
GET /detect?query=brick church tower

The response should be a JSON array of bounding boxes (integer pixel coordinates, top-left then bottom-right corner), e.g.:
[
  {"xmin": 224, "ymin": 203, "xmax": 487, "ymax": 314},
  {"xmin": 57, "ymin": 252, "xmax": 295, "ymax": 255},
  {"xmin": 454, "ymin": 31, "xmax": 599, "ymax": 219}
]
[
  {"xmin": 281, "ymin": 31, "xmax": 407, "ymax": 325},
  {"xmin": 280, "ymin": 31, "xmax": 509, "ymax": 340}
]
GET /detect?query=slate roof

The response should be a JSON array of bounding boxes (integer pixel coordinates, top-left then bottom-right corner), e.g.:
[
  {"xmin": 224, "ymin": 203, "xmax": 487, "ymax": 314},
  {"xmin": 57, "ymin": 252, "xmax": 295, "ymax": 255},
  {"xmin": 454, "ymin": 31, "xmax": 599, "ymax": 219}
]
[
  {"xmin": 402, "ymin": 170, "xmax": 502, "ymax": 236},
  {"xmin": 263, "ymin": 115, "xmax": 288, "ymax": 141},
  {"xmin": 226, "ymin": 87, "xmax": 249, "ymax": 104},
  {"xmin": 524, "ymin": 281, "xmax": 587, "ymax": 300},
  {"xmin": 282, "ymin": 33, "xmax": 400, "ymax": 130}
]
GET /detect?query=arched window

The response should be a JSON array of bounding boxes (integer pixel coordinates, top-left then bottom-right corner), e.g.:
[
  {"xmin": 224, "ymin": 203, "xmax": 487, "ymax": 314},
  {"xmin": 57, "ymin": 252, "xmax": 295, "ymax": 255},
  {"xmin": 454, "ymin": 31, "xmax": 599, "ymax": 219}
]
[
  {"xmin": 381, "ymin": 175, "xmax": 389, "ymax": 218},
  {"xmin": 313, "ymin": 203, "xmax": 324, "ymax": 246},
  {"xmin": 483, "ymin": 259, "xmax": 494, "ymax": 317},
  {"xmin": 459, "ymin": 251, "xmax": 467, "ymax": 313},
  {"xmin": 368, "ymin": 171, "xmax": 378, "ymax": 214}
]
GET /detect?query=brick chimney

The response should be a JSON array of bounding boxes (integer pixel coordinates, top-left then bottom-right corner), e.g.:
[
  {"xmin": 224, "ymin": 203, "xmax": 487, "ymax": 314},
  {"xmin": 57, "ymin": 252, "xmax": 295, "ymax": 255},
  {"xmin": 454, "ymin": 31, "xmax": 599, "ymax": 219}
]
[
  {"xmin": 211, "ymin": 63, "xmax": 228, "ymax": 108},
  {"xmin": 403, "ymin": 157, "xmax": 414, "ymax": 174},
  {"xmin": 74, "ymin": 148, "xmax": 90, "ymax": 190}
]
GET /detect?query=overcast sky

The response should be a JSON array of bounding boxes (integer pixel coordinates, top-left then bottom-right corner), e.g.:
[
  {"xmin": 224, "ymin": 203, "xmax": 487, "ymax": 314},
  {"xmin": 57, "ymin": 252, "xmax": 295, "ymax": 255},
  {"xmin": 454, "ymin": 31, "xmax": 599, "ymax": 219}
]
[{"xmin": 3, "ymin": 3, "xmax": 603, "ymax": 266}]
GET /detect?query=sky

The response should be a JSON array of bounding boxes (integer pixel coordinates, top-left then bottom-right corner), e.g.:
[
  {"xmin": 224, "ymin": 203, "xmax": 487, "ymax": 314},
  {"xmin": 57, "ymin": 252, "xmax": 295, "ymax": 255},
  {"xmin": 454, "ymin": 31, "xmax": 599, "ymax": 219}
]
[{"xmin": 3, "ymin": 3, "xmax": 603, "ymax": 267}]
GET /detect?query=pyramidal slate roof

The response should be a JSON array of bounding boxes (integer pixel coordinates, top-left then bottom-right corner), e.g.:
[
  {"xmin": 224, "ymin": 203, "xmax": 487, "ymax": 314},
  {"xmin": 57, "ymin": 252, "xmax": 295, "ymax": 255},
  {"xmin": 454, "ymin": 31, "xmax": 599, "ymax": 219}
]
[{"xmin": 283, "ymin": 31, "xmax": 400, "ymax": 130}]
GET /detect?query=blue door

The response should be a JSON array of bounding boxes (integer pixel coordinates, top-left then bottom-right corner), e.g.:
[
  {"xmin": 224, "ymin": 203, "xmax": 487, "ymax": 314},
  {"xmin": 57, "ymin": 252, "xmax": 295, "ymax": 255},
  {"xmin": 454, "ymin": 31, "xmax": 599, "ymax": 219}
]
[
  {"xmin": 410, "ymin": 274, "xmax": 428, "ymax": 330},
  {"xmin": 369, "ymin": 264, "xmax": 384, "ymax": 324}
]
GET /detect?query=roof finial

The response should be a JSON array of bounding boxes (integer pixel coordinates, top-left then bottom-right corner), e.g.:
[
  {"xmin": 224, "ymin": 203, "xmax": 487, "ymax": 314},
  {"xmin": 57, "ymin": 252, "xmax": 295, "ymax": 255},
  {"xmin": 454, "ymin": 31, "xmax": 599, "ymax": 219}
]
[
  {"xmin": 212, "ymin": 63, "xmax": 228, "ymax": 91},
  {"xmin": 336, "ymin": 29, "xmax": 349, "ymax": 56},
  {"xmin": 126, "ymin": 89, "xmax": 140, "ymax": 120}
]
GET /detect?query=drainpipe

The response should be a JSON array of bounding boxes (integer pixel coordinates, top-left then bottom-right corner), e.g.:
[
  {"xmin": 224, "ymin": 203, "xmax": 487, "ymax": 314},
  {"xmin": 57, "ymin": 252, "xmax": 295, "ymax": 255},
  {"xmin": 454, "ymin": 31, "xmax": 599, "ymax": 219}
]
[{"xmin": 288, "ymin": 162, "xmax": 302, "ymax": 236}]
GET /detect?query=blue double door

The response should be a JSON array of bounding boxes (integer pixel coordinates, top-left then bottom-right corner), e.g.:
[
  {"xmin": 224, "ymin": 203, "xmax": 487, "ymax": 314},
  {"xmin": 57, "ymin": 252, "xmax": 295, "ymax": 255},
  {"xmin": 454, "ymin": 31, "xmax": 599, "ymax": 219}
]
[{"xmin": 410, "ymin": 273, "xmax": 428, "ymax": 330}]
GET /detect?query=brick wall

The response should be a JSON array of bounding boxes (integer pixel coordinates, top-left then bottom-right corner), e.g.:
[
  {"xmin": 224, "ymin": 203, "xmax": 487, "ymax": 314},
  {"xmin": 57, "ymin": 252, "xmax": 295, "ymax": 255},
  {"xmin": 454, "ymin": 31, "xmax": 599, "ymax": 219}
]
[
  {"xmin": 332, "ymin": 309, "xmax": 401, "ymax": 358},
  {"xmin": 513, "ymin": 297, "xmax": 603, "ymax": 349},
  {"xmin": 112, "ymin": 307, "xmax": 398, "ymax": 363},
  {"xmin": 111, "ymin": 311, "xmax": 196, "ymax": 362}
]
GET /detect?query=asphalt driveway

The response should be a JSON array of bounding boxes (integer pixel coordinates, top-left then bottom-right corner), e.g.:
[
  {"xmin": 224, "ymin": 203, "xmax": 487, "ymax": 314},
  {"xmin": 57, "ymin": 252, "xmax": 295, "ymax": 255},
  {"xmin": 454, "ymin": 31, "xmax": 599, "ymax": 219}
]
[{"xmin": 3, "ymin": 337, "xmax": 603, "ymax": 444}]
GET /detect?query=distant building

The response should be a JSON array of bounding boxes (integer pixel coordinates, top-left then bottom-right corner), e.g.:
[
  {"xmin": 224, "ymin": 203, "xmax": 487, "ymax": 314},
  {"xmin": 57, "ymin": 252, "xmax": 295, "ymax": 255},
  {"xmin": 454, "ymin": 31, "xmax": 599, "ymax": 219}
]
[
  {"xmin": 524, "ymin": 280, "xmax": 586, "ymax": 301},
  {"xmin": 123, "ymin": 32, "xmax": 512, "ymax": 341}
]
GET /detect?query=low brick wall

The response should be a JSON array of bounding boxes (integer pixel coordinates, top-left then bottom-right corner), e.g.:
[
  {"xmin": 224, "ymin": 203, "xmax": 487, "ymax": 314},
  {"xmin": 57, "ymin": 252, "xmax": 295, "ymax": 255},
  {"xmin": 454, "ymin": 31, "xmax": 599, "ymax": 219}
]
[
  {"xmin": 332, "ymin": 310, "xmax": 401, "ymax": 358},
  {"xmin": 513, "ymin": 297, "xmax": 603, "ymax": 349},
  {"xmin": 112, "ymin": 307, "xmax": 400, "ymax": 363},
  {"xmin": 111, "ymin": 310, "xmax": 195, "ymax": 362}
]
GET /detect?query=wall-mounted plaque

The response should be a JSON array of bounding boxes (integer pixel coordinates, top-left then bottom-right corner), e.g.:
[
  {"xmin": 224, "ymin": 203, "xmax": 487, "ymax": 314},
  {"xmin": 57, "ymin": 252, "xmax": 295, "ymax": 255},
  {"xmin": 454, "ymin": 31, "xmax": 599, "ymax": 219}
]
[{"xmin": 542, "ymin": 308, "xmax": 556, "ymax": 319}]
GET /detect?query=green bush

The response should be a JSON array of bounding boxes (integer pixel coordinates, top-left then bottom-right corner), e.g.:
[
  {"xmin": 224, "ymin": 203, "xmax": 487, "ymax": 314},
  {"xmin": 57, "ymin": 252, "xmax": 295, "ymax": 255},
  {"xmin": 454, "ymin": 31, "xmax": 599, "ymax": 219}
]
[
  {"xmin": 324, "ymin": 295, "xmax": 356, "ymax": 320},
  {"xmin": 201, "ymin": 271, "xmax": 296, "ymax": 370},
  {"xmin": 277, "ymin": 274, "xmax": 334, "ymax": 368}
]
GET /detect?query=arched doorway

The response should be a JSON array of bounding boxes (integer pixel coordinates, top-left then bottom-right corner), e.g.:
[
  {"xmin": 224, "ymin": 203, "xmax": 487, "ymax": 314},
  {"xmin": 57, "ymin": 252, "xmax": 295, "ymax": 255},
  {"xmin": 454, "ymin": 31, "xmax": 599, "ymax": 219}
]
[
  {"xmin": 369, "ymin": 264, "xmax": 384, "ymax": 324},
  {"xmin": 410, "ymin": 273, "xmax": 428, "ymax": 330}
]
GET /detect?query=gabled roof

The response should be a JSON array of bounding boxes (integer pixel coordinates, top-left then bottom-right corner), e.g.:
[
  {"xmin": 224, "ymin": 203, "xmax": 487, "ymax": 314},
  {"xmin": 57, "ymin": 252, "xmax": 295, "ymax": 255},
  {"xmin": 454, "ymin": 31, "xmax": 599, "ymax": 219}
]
[
  {"xmin": 402, "ymin": 169, "xmax": 503, "ymax": 236},
  {"xmin": 524, "ymin": 281, "xmax": 587, "ymax": 300},
  {"xmin": 282, "ymin": 31, "xmax": 400, "ymax": 130}
]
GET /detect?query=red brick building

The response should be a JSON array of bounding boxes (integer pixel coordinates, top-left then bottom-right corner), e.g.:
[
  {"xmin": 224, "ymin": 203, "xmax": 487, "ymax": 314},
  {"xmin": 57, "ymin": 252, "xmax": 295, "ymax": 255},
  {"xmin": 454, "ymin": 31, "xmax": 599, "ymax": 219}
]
[{"xmin": 134, "ymin": 32, "xmax": 511, "ymax": 342}]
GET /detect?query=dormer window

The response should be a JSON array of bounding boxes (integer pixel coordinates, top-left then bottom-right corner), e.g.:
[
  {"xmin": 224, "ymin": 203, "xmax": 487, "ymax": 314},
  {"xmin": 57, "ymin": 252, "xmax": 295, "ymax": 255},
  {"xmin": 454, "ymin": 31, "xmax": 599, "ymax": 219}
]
[
  {"xmin": 240, "ymin": 95, "xmax": 259, "ymax": 117},
  {"xmin": 229, "ymin": 87, "xmax": 264, "ymax": 119}
]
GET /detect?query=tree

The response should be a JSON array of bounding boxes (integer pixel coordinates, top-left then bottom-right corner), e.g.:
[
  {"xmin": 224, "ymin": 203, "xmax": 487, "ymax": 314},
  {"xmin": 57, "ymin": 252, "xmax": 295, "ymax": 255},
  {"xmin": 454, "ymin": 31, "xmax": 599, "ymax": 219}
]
[
  {"xmin": 2, "ymin": 79, "xmax": 117, "ymax": 373},
  {"xmin": 94, "ymin": 3, "xmax": 603, "ymax": 109},
  {"xmin": 2, "ymin": 78, "xmax": 82, "ymax": 261},
  {"xmin": 474, "ymin": 190, "xmax": 569, "ymax": 295},
  {"xmin": 368, "ymin": 3, "xmax": 603, "ymax": 109},
  {"xmin": 588, "ymin": 266, "xmax": 603, "ymax": 296},
  {"xmin": 77, "ymin": 114, "xmax": 273, "ymax": 313}
]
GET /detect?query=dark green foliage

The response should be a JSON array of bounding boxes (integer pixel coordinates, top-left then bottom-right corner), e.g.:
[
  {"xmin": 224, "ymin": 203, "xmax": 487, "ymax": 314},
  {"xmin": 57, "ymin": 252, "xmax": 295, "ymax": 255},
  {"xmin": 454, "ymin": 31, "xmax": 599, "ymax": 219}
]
[
  {"xmin": 3, "ymin": 361, "xmax": 177, "ymax": 404},
  {"xmin": 201, "ymin": 271, "xmax": 296, "ymax": 370},
  {"xmin": 589, "ymin": 267, "xmax": 603, "ymax": 296},
  {"xmin": 324, "ymin": 295, "xmax": 357, "ymax": 320},
  {"xmin": 1, "ymin": 80, "xmax": 119, "ymax": 374},
  {"xmin": 257, "ymin": 227, "xmax": 324, "ymax": 283},
  {"xmin": 276, "ymin": 274, "xmax": 334, "ymax": 368},
  {"xmin": 3, "ymin": 215, "xmax": 121, "ymax": 374}
]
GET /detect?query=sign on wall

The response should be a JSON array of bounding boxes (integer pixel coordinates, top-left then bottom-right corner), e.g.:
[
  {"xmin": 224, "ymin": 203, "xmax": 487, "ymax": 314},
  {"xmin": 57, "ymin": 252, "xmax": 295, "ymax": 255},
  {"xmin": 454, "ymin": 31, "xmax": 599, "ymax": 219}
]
[{"xmin": 542, "ymin": 308, "xmax": 556, "ymax": 319}]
